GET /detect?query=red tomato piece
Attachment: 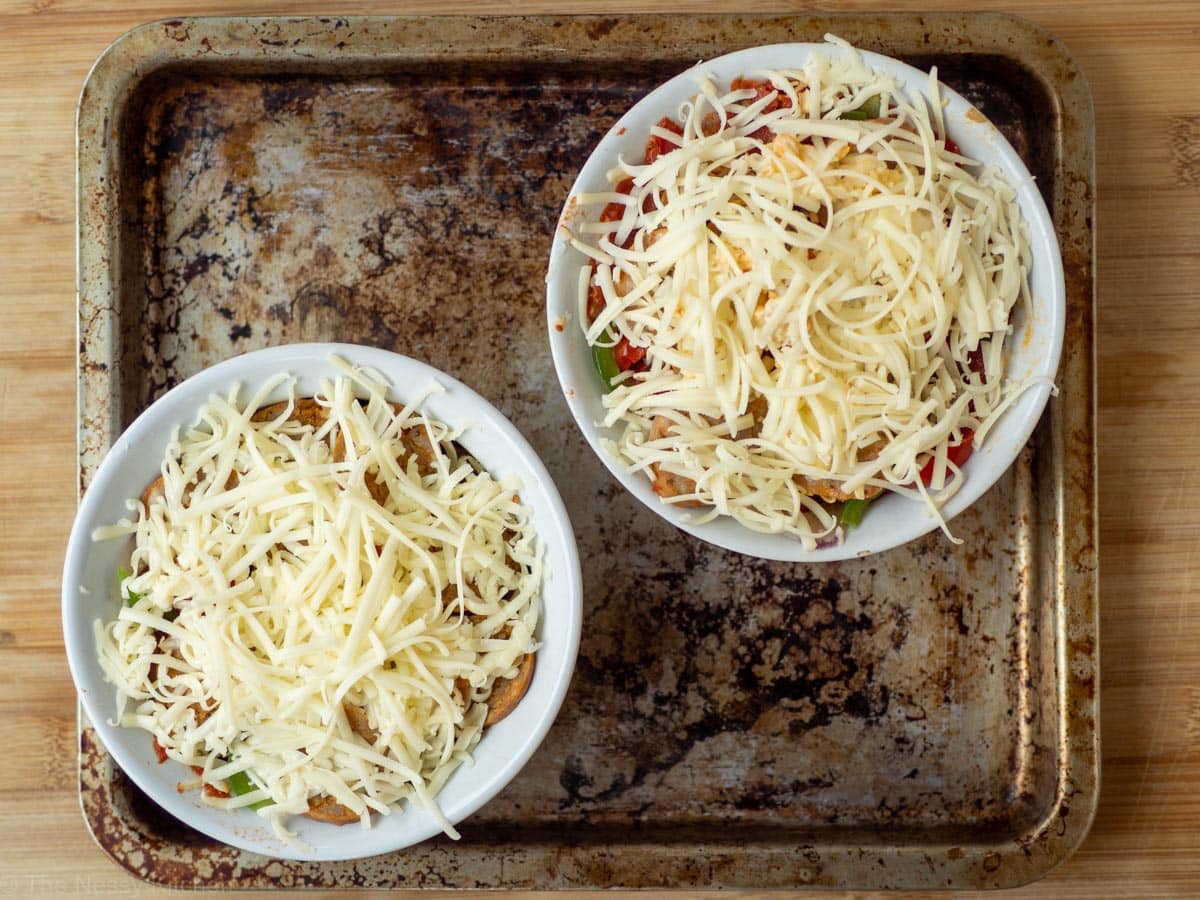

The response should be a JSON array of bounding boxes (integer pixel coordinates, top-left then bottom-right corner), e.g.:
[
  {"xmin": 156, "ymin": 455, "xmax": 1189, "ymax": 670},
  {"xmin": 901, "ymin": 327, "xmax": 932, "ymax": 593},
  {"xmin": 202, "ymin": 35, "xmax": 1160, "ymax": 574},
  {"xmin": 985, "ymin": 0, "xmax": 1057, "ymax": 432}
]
[
  {"xmin": 586, "ymin": 282, "xmax": 605, "ymax": 323},
  {"xmin": 586, "ymin": 259, "xmax": 606, "ymax": 323},
  {"xmin": 731, "ymin": 77, "xmax": 792, "ymax": 112},
  {"xmin": 614, "ymin": 335, "xmax": 647, "ymax": 371},
  {"xmin": 944, "ymin": 135, "xmax": 961, "ymax": 156},
  {"xmin": 152, "ymin": 737, "xmax": 168, "ymax": 764},
  {"xmin": 600, "ymin": 176, "xmax": 635, "ymax": 223},
  {"xmin": 731, "ymin": 78, "xmax": 790, "ymax": 145},
  {"xmin": 919, "ymin": 430, "xmax": 975, "ymax": 486},
  {"xmin": 644, "ymin": 117, "xmax": 684, "ymax": 164}
]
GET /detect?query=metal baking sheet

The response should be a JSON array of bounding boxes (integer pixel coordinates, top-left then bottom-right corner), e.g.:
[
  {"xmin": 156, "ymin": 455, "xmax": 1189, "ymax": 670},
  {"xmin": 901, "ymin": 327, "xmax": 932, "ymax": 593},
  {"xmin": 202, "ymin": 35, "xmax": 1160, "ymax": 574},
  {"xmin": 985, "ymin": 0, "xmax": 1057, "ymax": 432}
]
[{"xmin": 75, "ymin": 13, "xmax": 1097, "ymax": 890}]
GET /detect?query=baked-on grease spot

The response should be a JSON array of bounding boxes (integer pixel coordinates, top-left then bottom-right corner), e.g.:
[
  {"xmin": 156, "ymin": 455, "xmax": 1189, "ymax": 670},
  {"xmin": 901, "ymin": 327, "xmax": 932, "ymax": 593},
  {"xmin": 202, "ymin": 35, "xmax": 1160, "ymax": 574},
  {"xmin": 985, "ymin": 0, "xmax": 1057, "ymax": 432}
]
[
  {"xmin": 182, "ymin": 253, "xmax": 222, "ymax": 284},
  {"xmin": 584, "ymin": 18, "xmax": 619, "ymax": 40},
  {"xmin": 733, "ymin": 773, "xmax": 836, "ymax": 810},
  {"xmin": 559, "ymin": 756, "xmax": 596, "ymax": 799},
  {"xmin": 261, "ymin": 81, "xmax": 320, "ymax": 117},
  {"xmin": 562, "ymin": 559, "xmax": 899, "ymax": 810},
  {"xmin": 163, "ymin": 20, "xmax": 190, "ymax": 43}
]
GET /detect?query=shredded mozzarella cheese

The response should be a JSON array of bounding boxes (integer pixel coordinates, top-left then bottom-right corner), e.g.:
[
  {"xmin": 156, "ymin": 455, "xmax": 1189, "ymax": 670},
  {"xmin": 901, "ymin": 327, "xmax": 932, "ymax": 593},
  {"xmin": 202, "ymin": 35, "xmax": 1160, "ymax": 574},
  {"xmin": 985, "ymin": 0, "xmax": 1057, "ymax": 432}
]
[
  {"xmin": 573, "ymin": 37, "xmax": 1033, "ymax": 548},
  {"xmin": 94, "ymin": 362, "xmax": 542, "ymax": 845}
]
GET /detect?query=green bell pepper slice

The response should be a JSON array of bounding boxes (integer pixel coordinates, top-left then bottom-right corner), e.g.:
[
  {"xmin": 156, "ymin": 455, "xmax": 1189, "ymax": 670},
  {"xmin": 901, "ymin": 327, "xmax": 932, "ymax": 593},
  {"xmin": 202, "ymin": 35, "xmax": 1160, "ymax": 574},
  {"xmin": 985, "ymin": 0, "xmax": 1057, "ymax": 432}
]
[
  {"xmin": 117, "ymin": 566, "xmax": 142, "ymax": 606},
  {"xmin": 839, "ymin": 498, "xmax": 871, "ymax": 528},
  {"xmin": 840, "ymin": 96, "xmax": 881, "ymax": 120},
  {"xmin": 591, "ymin": 329, "xmax": 621, "ymax": 392},
  {"xmin": 226, "ymin": 768, "xmax": 273, "ymax": 810}
]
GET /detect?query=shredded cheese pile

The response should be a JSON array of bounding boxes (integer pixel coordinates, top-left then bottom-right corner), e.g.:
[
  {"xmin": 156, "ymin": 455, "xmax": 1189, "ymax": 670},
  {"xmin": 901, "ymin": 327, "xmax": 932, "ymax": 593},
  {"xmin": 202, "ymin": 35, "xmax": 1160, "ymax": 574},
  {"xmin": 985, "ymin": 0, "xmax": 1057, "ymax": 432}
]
[
  {"xmin": 569, "ymin": 36, "xmax": 1033, "ymax": 547},
  {"xmin": 94, "ymin": 363, "xmax": 541, "ymax": 844}
]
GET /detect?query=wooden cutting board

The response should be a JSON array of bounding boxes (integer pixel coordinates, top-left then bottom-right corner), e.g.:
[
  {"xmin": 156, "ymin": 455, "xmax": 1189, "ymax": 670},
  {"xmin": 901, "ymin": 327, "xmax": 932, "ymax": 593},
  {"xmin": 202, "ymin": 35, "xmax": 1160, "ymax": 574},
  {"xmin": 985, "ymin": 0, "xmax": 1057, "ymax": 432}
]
[{"xmin": 1, "ymin": 0, "xmax": 1196, "ymax": 897}]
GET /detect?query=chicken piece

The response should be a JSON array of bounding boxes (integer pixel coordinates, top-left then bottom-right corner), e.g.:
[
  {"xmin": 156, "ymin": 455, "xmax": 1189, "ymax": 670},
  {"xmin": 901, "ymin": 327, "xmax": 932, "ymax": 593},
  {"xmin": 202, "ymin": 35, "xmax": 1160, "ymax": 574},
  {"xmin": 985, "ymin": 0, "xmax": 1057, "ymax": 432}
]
[
  {"xmin": 647, "ymin": 416, "xmax": 703, "ymax": 506},
  {"xmin": 397, "ymin": 421, "xmax": 438, "ymax": 475},
  {"xmin": 615, "ymin": 269, "xmax": 635, "ymax": 296},
  {"xmin": 141, "ymin": 474, "xmax": 165, "ymax": 509},
  {"xmin": 305, "ymin": 794, "xmax": 359, "ymax": 825},
  {"xmin": 648, "ymin": 398, "xmax": 770, "ymax": 503},
  {"xmin": 343, "ymin": 703, "xmax": 378, "ymax": 745},
  {"xmin": 501, "ymin": 528, "xmax": 523, "ymax": 575},
  {"xmin": 190, "ymin": 702, "xmax": 215, "ymax": 727},
  {"xmin": 454, "ymin": 676, "xmax": 473, "ymax": 709},
  {"xmin": 792, "ymin": 439, "xmax": 886, "ymax": 503},
  {"xmin": 736, "ymin": 393, "xmax": 770, "ymax": 440},
  {"xmin": 651, "ymin": 463, "xmax": 701, "ymax": 503},
  {"xmin": 793, "ymin": 474, "xmax": 883, "ymax": 504}
]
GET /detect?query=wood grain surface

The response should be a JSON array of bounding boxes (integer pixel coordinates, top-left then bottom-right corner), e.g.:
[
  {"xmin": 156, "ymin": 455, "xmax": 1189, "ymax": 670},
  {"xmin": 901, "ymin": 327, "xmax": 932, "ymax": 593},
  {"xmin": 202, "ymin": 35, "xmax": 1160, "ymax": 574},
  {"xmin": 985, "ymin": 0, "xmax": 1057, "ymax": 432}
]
[{"xmin": 1, "ymin": 0, "xmax": 1195, "ymax": 897}]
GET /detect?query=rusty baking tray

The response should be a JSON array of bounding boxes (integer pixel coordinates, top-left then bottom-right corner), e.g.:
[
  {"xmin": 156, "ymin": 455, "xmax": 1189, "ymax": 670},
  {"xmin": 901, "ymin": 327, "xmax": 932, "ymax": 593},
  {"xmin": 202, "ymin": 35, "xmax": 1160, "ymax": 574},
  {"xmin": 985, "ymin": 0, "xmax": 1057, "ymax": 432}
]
[{"xmin": 75, "ymin": 13, "xmax": 1097, "ymax": 890}]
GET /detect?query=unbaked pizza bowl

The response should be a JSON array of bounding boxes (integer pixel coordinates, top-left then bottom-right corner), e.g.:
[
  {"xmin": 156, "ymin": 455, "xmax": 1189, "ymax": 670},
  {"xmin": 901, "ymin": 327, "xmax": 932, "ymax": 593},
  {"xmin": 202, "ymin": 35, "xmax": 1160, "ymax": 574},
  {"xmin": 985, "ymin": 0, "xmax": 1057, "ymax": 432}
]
[
  {"xmin": 546, "ymin": 39, "xmax": 1065, "ymax": 561},
  {"xmin": 62, "ymin": 343, "xmax": 582, "ymax": 861}
]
